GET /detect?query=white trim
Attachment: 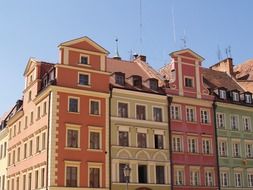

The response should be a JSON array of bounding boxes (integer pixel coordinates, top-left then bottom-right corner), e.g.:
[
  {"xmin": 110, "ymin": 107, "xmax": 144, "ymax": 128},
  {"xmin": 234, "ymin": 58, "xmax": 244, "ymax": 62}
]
[{"xmin": 64, "ymin": 161, "xmax": 80, "ymax": 187}]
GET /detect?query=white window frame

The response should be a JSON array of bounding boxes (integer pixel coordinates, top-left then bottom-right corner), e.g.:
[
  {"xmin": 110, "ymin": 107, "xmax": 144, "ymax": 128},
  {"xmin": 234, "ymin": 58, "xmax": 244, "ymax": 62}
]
[
  {"xmin": 79, "ymin": 54, "xmax": 90, "ymax": 65},
  {"xmin": 188, "ymin": 137, "xmax": 198, "ymax": 153},
  {"xmin": 200, "ymin": 109, "xmax": 210, "ymax": 124},
  {"xmin": 232, "ymin": 142, "xmax": 241, "ymax": 158},
  {"xmin": 88, "ymin": 126, "xmax": 102, "ymax": 151},
  {"xmin": 175, "ymin": 168, "xmax": 184, "ymax": 185},
  {"xmin": 89, "ymin": 99, "xmax": 101, "ymax": 116},
  {"xmin": 202, "ymin": 138, "xmax": 212, "ymax": 154},
  {"xmin": 230, "ymin": 114, "xmax": 239, "ymax": 130},
  {"xmin": 65, "ymin": 124, "xmax": 81, "ymax": 149},
  {"xmin": 88, "ymin": 162, "xmax": 102, "ymax": 188},
  {"xmin": 243, "ymin": 116, "xmax": 252, "ymax": 131},
  {"xmin": 171, "ymin": 104, "xmax": 181, "ymax": 120},
  {"xmin": 235, "ymin": 172, "xmax": 242, "ymax": 187},
  {"xmin": 216, "ymin": 113, "xmax": 225, "ymax": 128},
  {"xmin": 186, "ymin": 106, "xmax": 196, "ymax": 122},
  {"xmin": 152, "ymin": 106, "xmax": 163, "ymax": 122},
  {"xmin": 68, "ymin": 96, "xmax": 80, "ymax": 113},
  {"xmin": 64, "ymin": 161, "xmax": 80, "ymax": 187},
  {"xmin": 219, "ymin": 140, "xmax": 227, "ymax": 157},
  {"xmin": 173, "ymin": 136, "xmax": 183, "ymax": 152},
  {"xmin": 220, "ymin": 171, "xmax": 229, "ymax": 187}
]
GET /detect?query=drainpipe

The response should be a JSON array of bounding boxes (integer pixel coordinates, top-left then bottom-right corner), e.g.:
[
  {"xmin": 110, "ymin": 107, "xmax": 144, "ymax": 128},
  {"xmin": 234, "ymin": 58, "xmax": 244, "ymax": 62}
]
[
  {"xmin": 46, "ymin": 91, "xmax": 52, "ymax": 190},
  {"xmin": 167, "ymin": 96, "xmax": 173, "ymax": 190},
  {"xmin": 109, "ymin": 85, "xmax": 113, "ymax": 190},
  {"xmin": 213, "ymin": 101, "xmax": 221, "ymax": 190}
]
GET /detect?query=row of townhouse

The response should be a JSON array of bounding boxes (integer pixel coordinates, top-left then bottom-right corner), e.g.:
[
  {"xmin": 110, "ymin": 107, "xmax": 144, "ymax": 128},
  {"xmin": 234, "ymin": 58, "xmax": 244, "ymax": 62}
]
[{"xmin": 0, "ymin": 36, "xmax": 253, "ymax": 190}]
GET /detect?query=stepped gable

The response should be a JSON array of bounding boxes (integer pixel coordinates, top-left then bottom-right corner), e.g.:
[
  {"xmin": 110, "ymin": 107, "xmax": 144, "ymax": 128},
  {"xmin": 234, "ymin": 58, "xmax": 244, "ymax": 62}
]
[{"xmin": 202, "ymin": 67, "xmax": 244, "ymax": 91}]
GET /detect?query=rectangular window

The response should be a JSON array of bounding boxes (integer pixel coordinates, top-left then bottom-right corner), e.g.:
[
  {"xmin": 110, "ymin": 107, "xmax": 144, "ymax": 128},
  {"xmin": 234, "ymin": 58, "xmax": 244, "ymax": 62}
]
[
  {"xmin": 119, "ymin": 163, "xmax": 129, "ymax": 183},
  {"xmin": 185, "ymin": 77, "xmax": 193, "ymax": 87},
  {"xmin": 79, "ymin": 74, "xmax": 89, "ymax": 86},
  {"xmin": 219, "ymin": 141, "xmax": 227, "ymax": 157},
  {"xmin": 23, "ymin": 175, "xmax": 26, "ymax": 190},
  {"xmin": 203, "ymin": 139, "xmax": 211, "ymax": 154},
  {"xmin": 13, "ymin": 125, "xmax": 16, "ymax": 137},
  {"xmin": 115, "ymin": 74, "xmax": 125, "ymax": 85},
  {"xmin": 188, "ymin": 138, "xmax": 198, "ymax": 153},
  {"xmin": 243, "ymin": 117, "xmax": 252, "ymax": 131},
  {"xmin": 37, "ymin": 106, "xmax": 41, "ymax": 120},
  {"xmin": 136, "ymin": 105, "xmax": 146, "ymax": 120},
  {"xmin": 12, "ymin": 150, "xmax": 15, "ymax": 164},
  {"xmin": 25, "ymin": 116, "xmax": 28, "ymax": 129},
  {"xmin": 67, "ymin": 129, "xmax": 79, "ymax": 148},
  {"xmin": 8, "ymin": 153, "xmax": 11, "ymax": 166},
  {"xmin": 248, "ymin": 173, "xmax": 253, "ymax": 187},
  {"xmin": 90, "ymin": 132, "xmax": 100, "ymax": 149},
  {"xmin": 42, "ymin": 132, "xmax": 46, "ymax": 150},
  {"xmin": 246, "ymin": 144, "xmax": 253, "ymax": 158},
  {"xmin": 35, "ymin": 170, "xmax": 39, "ymax": 189},
  {"xmin": 43, "ymin": 101, "xmax": 47, "ymax": 115},
  {"xmin": 233, "ymin": 92, "xmax": 239, "ymax": 101},
  {"xmin": 173, "ymin": 136, "xmax": 183, "ymax": 152},
  {"xmin": 24, "ymin": 143, "xmax": 27, "ymax": 159},
  {"xmin": 68, "ymin": 98, "xmax": 79, "ymax": 113},
  {"xmin": 36, "ymin": 136, "xmax": 40, "ymax": 153},
  {"xmin": 220, "ymin": 172, "xmax": 228, "ymax": 187},
  {"xmin": 66, "ymin": 166, "xmax": 78, "ymax": 187},
  {"xmin": 175, "ymin": 169, "xmax": 184, "ymax": 185},
  {"xmin": 89, "ymin": 168, "xmax": 100, "ymax": 188},
  {"xmin": 153, "ymin": 107, "xmax": 162, "ymax": 122},
  {"xmin": 2, "ymin": 175, "xmax": 5, "ymax": 190},
  {"xmin": 16, "ymin": 177, "xmax": 19, "ymax": 190},
  {"xmin": 28, "ymin": 173, "xmax": 32, "ymax": 190},
  {"xmin": 235, "ymin": 173, "xmax": 242, "ymax": 187},
  {"xmin": 156, "ymin": 166, "xmax": 165, "ymax": 184},
  {"xmin": 30, "ymin": 112, "xmax": 34, "ymax": 125},
  {"xmin": 245, "ymin": 94, "xmax": 252, "ymax": 104},
  {"xmin": 119, "ymin": 131, "xmax": 129, "ymax": 146},
  {"xmin": 80, "ymin": 56, "xmax": 88, "ymax": 65},
  {"xmin": 118, "ymin": 102, "xmax": 128, "ymax": 118},
  {"xmin": 154, "ymin": 134, "xmax": 164, "ymax": 149},
  {"xmin": 190, "ymin": 170, "xmax": 200, "ymax": 186},
  {"xmin": 233, "ymin": 143, "xmax": 240, "ymax": 157},
  {"xmin": 216, "ymin": 113, "xmax": 225, "ymax": 128},
  {"xmin": 29, "ymin": 140, "xmax": 33, "ymax": 156},
  {"xmin": 186, "ymin": 107, "xmax": 195, "ymax": 122},
  {"xmin": 138, "ymin": 165, "xmax": 148, "ymax": 183},
  {"xmin": 18, "ymin": 121, "xmax": 21, "ymax": 134},
  {"xmin": 41, "ymin": 168, "xmax": 45, "ymax": 187},
  {"xmin": 171, "ymin": 105, "xmax": 181, "ymax": 120},
  {"xmin": 205, "ymin": 171, "xmax": 213, "ymax": 186},
  {"xmin": 220, "ymin": 89, "xmax": 227, "ymax": 99},
  {"xmin": 90, "ymin": 100, "xmax": 100, "ymax": 115},
  {"xmin": 137, "ymin": 133, "xmax": 147, "ymax": 148},
  {"xmin": 201, "ymin": 109, "xmax": 209, "ymax": 124},
  {"xmin": 231, "ymin": 115, "xmax": 239, "ymax": 130}
]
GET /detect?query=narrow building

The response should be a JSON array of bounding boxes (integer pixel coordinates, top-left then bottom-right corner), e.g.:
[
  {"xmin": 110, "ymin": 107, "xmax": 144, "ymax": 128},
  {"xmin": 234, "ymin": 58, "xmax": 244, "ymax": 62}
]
[
  {"xmin": 160, "ymin": 49, "xmax": 219, "ymax": 190},
  {"xmin": 6, "ymin": 36, "xmax": 110, "ymax": 190},
  {"xmin": 107, "ymin": 56, "xmax": 171, "ymax": 190},
  {"xmin": 204, "ymin": 58, "xmax": 253, "ymax": 189}
]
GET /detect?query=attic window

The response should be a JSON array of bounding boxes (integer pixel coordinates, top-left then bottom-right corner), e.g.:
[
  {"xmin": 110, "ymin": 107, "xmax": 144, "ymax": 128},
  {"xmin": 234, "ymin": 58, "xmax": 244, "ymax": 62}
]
[
  {"xmin": 133, "ymin": 76, "xmax": 142, "ymax": 88},
  {"xmin": 184, "ymin": 77, "xmax": 193, "ymax": 88},
  {"xmin": 220, "ymin": 89, "xmax": 227, "ymax": 99},
  {"xmin": 80, "ymin": 55, "xmax": 89, "ymax": 65},
  {"xmin": 115, "ymin": 73, "xmax": 125, "ymax": 85},
  {"xmin": 232, "ymin": 92, "xmax": 239, "ymax": 102},
  {"xmin": 150, "ymin": 79, "xmax": 158, "ymax": 91},
  {"xmin": 245, "ymin": 94, "xmax": 252, "ymax": 104}
]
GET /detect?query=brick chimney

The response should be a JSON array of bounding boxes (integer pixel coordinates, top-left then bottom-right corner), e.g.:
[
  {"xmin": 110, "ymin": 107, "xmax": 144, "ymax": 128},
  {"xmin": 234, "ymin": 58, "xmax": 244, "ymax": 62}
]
[
  {"xmin": 210, "ymin": 58, "xmax": 234, "ymax": 76},
  {"xmin": 135, "ymin": 55, "xmax": 146, "ymax": 62}
]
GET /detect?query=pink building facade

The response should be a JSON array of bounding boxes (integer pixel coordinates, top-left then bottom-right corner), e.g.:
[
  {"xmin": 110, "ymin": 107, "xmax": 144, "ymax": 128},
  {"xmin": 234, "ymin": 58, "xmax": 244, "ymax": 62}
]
[{"xmin": 160, "ymin": 49, "xmax": 218, "ymax": 189}]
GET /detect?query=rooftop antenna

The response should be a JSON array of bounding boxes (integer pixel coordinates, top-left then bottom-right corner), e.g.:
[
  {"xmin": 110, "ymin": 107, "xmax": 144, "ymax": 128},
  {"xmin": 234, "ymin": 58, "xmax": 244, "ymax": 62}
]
[
  {"xmin": 113, "ymin": 38, "xmax": 121, "ymax": 60},
  {"xmin": 128, "ymin": 49, "xmax": 134, "ymax": 61},
  {"xmin": 171, "ymin": 6, "xmax": 177, "ymax": 44},
  {"xmin": 217, "ymin": 45, "xmax": 222, "ymax": 61},
  {"xmin": 228, "ymin": 45, "xmax": 232, "ymax": 58},
  {"xmin": 139, "ymin": 0, "xmax": 143, "ymax": 54}
]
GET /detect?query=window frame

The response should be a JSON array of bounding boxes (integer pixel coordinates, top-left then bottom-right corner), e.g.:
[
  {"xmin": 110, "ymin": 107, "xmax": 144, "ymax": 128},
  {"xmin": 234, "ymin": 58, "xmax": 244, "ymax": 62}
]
[
  {"xmin": 89, "ymin": 99, "xmax": 101, "ymax": 116},
  {"xmin": 184, "ymin": 76, "xmax": 194, "ymax": 88},
  {"xmin": 117, "ymin": 101, "xmax": 129, "ymax": 118},
  {"xmin": 88, "ymin": 162, "xmax": 102, "ymax": 188},
  {"xmin": 152, "ymin": 106, "xmax": 163, "ymax": 122},
  {"xmin": 88, "ymin": 126, "xmax": 102, "ymax": 151},
  {"xmin": 64, "ymin": 161, "xmax": 80, "ymax": 187},
  {"xmin": 135, "ymin": 104, "xmax": 147, "ymax": 120},
  {"xmin": 65, "ymin": 124, "xmax": 81, "ymax": 149},
  {"xmin": 79, "ymin": 54, "xmax": 90, "ymax": 65},
  {"xmin": 68, "ymin": 97, "xmax": 80, "ymax": 113},
  {"xmin": 78, "ymin": 72, "xmax": 90, "ymax": 86},
  {"xmin": 186, "ymin": 106, "xmax": 196, "ymax": 122}
]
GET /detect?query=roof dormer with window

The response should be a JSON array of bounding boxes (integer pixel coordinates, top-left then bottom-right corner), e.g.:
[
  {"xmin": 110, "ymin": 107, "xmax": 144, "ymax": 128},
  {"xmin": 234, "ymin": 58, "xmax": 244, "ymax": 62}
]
[
  {"xmin": 131, "ymin": 75, "xmax": 142, "ymax": 88},
  {"xmin": 148, "ymin": 78, "xmax": 158, "ymax": 91},
  {"xmin": 114, "ymin": 72, "xmax": 125, "ymax": 86},
  {"xmin": 245, "ymin": 92, "xmax": 252, "ymax": 104},
  {"xmin": 231, "ymin": 90, "xmax": 240, "ymax": 102},
  {"xmin": 219, "ymin": 88, "xmax": 227, "ymax": 100}
]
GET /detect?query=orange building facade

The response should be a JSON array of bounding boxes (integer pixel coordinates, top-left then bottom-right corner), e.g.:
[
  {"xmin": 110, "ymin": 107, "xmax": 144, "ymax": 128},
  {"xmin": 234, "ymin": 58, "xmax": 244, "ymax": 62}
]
[{"xmin": 6, "ymin": 37, "xmax": 110, "ymax": 190}]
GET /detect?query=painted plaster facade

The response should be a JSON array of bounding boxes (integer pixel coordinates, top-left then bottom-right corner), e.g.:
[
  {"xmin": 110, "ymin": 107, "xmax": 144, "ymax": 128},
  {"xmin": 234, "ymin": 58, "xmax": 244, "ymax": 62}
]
[
  {"xmin": 0, "ymin": 126, "xmax": 8, "ymax": 190},
  {"xmin": 215, "ymin": 102, "xmax": 253, "ymax": 190},
  {"xmin": 160, "ymin": 49, "xmax": 219, "ymax": 190},
  {"xmin": 110, "ymin": 88, "xmax": 171, "ymax": 190}
]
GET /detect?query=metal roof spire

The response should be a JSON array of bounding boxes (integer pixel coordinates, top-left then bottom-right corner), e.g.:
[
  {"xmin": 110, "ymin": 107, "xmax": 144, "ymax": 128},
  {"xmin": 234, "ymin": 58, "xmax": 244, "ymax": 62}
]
[{"xmin": 113, "ymin": 38, "xmax": 121, "ymax": 60}]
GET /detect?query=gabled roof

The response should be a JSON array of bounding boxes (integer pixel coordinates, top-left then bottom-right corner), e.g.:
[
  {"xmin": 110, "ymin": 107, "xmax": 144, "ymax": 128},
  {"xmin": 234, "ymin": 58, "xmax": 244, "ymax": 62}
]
[
  {"xmin": 202, "ymin": 68, "xmax": 244, "ymax": 92},
  {"xmin": 234, "ymin": 59, "xmax": 253, "ymax": 80},
  {"xmin": 23, "ymin": 58, "xmax": 39, "ymax": 76},
  {"xmin": 169, "ymin": 48, "xmax": 205, "ymax": 62},
  {"xmin": 58, "ymin": 36, "xmax": 109, "ymax": 54}
]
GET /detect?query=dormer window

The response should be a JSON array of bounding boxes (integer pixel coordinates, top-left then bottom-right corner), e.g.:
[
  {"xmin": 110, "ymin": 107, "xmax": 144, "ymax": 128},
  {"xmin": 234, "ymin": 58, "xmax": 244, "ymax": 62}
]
[
  {"xmin": 149, "ymin": 79, "xmax": 158, "ymax": 91},
  {"xmin": 132, "ymin": 76, "xmax": 142, "ymax": 88},
  {"xmin": 220, "ymin": 89, "xmax": 227, "ymax": 99},
  {"xmin": 232, "ymin": 91, "xmax": 239, "ymax": 102},
  {"xmin": 245, "ymin": 93, "xmax": 252, "ymax": 104},
  {"xmin": 115, "ymin": 73, "xmax": 125, "ymax": 86}
]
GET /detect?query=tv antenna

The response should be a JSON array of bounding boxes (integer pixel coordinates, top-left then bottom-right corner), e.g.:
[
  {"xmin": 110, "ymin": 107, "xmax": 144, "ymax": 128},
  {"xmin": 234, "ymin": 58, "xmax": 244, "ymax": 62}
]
[
  {"xmin": 181, "ymin": 30, "xmax": 187, "ymax": 49},
  {"xmin": 139, "ymin": 0, "xmax": 143, "ymax": 54},
  {"xmin": 217, "ymin": 45, "xmax": 222, "ymax": 61}
]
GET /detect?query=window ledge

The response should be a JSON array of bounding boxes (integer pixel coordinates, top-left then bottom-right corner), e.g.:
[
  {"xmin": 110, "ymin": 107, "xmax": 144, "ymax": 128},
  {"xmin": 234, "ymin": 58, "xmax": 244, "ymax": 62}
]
[
  {"xmin": 65, "ymin": 147, "xmax": 81, "ymax": 151},
  {"xmin": 77, "ymin": 84, "xmax": 91, "ymax": 88},
  {"xmin": 89, "ymin": 113, "xmax": 101, "ymax": 117},
  {"xmin": 67, "ymin": 111, "xmax": 80, "ymax": 115},
  {"xmin": 78, "ymin": 63, "xmax": 91, "ymax": 67},
  {"xmin": 87, "ymin": 149, "xmax": 103, "ymax": 152}
]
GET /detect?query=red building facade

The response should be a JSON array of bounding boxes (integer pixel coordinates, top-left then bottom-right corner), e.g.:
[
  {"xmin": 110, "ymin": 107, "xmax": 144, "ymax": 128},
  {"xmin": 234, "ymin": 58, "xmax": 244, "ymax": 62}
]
[{"xmin": 160, "ymin": 49, "xmax": 218, "ymax": 189}]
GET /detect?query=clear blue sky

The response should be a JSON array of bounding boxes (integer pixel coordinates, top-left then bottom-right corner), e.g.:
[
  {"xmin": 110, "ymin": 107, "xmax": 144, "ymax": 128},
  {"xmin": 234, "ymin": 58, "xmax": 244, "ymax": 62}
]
[{"xmin": 1, "ymin": 0, "xmax": 253, "ymax": 116}]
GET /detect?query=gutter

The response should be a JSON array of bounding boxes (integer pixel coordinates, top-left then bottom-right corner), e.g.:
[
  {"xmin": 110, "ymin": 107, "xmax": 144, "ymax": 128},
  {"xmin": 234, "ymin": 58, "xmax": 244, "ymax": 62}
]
[
  {"xmin": 109, "ymin": 85, "xmax": 113, "ymax": 190},
  {"xmin": 46, "ymin": 91, "xmax": 52, "ymax": 190},
  {"xmin": 213, "ymin": 101, "xmax": 221, "ymax": 190},
  {"xmin": 167, "ymin": 96, "xmax": 173, "ymax": 190}
]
